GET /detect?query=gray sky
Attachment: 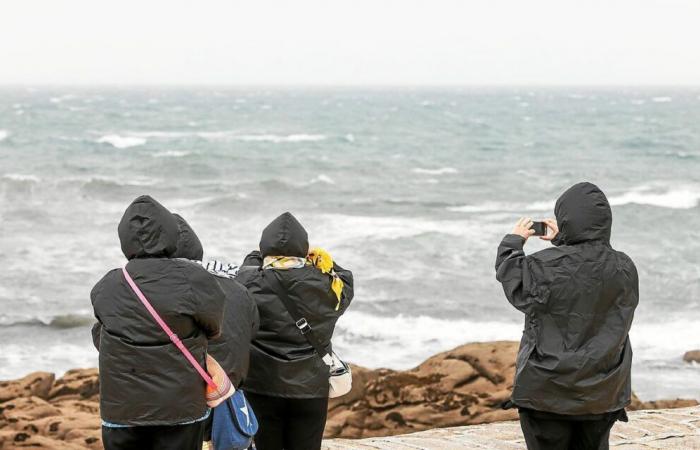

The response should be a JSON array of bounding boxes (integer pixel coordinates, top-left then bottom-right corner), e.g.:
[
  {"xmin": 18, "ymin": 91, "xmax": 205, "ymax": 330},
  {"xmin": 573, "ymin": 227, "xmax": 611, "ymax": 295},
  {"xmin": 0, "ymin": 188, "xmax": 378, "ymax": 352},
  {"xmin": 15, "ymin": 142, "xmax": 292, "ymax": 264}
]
[{"xmin": 1, "ymin": 0, "xmax": 699, "ymax": 85}]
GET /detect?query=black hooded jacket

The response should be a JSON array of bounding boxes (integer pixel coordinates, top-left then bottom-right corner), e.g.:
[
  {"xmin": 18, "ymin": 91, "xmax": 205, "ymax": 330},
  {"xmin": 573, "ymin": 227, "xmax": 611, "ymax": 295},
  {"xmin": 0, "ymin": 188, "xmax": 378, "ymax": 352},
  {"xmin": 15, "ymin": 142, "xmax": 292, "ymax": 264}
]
[
  {"xmin": 495, "ymin": 182, "xmax": 638, "ymax": 415},
  {"xmin": 236, "ymin": 212, "xmax": 354, "ymax": 398},
  {"xmin": 172, "ymin": 214, "xmax": 260, "ymax": 388},
  {"xmin": 90, "ymin": 196, "xmax": 225, "ymax": 425}
]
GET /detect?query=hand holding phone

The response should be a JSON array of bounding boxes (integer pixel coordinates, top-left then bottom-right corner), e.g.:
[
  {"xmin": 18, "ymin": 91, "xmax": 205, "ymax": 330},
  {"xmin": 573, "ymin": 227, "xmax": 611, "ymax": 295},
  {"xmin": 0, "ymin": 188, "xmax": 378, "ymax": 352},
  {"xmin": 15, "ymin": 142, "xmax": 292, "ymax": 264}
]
[{"xmin": 530, "ymin": 221, "xmax": 547, "ymax": 237}]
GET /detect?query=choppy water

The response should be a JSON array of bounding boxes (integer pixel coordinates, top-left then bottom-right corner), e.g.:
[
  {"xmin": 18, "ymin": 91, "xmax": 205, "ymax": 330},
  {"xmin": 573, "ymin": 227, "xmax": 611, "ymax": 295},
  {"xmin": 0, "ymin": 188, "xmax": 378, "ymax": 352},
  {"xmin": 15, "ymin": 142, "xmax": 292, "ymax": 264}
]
[{"xmin": 1, "ymin": 87, "xmax": 699, "ymax": 400}]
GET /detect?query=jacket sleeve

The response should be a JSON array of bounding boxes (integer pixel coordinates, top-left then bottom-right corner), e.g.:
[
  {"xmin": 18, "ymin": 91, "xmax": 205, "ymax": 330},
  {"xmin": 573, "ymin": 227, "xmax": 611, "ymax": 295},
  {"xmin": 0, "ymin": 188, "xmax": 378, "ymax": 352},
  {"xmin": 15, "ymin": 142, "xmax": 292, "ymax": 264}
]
[
  {"xmin": 187, "ymin": 265, "xmax": 226, "ymax": 339},
  {"xmin": 90, "ymin": 276, "xmax": 105, "ymax": 351},
  {"xmin": 333, "ymin": 262, "xmax": 354, "ymax": 313},
  {"xmin": 248, "ymin": 290, "xmax": 261, "ymax": 337},
  {"xmin": 495, "ymin": 234, "xmax": 549, "ymax": 314}
]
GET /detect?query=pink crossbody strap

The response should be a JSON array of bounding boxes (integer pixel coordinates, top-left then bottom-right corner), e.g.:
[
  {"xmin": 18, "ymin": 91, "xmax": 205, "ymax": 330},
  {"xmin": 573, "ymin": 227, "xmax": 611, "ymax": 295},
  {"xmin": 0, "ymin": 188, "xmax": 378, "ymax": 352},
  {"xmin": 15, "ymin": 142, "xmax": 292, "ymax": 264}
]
[{"xmin": 121, "ymin": 267, "xmax": 218, "ymax": 390}]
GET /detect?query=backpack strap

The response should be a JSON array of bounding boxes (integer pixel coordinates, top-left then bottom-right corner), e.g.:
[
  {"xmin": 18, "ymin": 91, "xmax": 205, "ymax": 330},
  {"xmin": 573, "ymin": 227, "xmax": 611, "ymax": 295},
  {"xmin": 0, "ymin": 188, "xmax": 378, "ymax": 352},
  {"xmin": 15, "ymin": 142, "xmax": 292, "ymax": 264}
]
[
  {"xmin": 121, "ymin": 267, "xmax": 219, "ymax": 390},
  {"xmin": 261, "ymin": 270, "xmax": 333, "ymax": 366}
]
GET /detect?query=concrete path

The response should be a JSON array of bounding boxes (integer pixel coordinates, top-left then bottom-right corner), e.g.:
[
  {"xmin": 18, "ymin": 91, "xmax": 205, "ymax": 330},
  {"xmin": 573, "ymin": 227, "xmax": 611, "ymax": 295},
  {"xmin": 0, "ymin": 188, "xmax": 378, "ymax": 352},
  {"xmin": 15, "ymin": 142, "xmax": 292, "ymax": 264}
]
[{"xmin": 323, "ymin": 406, "xmax": 700, "ymax": 449}]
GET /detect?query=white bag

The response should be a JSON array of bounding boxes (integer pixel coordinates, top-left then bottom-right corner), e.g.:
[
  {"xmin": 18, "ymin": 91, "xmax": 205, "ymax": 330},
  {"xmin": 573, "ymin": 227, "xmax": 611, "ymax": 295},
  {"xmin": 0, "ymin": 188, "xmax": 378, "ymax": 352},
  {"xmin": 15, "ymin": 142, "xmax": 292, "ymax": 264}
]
[{"xmin": 325, "ymin": 352, "xmax": 352, "ymax": 398}]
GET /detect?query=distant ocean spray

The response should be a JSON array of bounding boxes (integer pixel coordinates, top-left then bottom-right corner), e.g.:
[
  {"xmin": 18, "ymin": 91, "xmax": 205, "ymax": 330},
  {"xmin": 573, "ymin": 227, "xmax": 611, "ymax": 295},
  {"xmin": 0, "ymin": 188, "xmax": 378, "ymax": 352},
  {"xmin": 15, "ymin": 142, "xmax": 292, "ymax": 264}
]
[{"xmin": 0, "ymin": 87, "xmax": 699, "ymax": 401}]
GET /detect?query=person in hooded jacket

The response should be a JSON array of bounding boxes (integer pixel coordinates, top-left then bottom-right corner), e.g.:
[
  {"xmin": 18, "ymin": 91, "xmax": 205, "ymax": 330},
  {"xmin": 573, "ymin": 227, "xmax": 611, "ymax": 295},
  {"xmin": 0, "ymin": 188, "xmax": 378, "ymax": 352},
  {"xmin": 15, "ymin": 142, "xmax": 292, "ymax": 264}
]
[
  {"xmin": 91, "ymin": 196, "xmax": 225, "ymax": 450},
  {"xmin": 171, "ymin": 213, "xmax": 261, "ymax": 443},
  {"xmin": 172, "ymin": 213, "xmax": 260, "ymax": 388},
  {"xmin": 236, "ymin": 212, "xmax": 354, "ymax": 450},
  {"xmin": 495, "ymin": 182, "xmax": 638, "ymax": 450}
]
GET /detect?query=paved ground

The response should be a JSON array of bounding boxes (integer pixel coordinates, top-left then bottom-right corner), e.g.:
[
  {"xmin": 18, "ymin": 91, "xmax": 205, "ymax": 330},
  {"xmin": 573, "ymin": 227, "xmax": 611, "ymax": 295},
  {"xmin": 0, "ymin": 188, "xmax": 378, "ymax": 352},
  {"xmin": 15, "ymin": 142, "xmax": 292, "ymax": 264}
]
[{"xmin": 323, "ymin": 406, "xmax": 700, "ymax": 449}]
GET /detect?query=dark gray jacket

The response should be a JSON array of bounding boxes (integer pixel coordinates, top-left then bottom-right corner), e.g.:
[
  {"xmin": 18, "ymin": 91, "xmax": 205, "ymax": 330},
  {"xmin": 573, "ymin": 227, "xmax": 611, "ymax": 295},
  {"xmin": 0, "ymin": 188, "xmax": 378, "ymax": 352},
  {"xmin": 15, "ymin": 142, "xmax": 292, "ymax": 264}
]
[
  {"xmin": 236, "ymin": 212, "xmax": 354, "ymax": 398},
  {"xmin": 91, "ymin": 196, "xmax": 225, "ymax": 425},
  {"xmin": 172, "ymin": 214, "xmax": 260, "ymax": 388},
  {"xmin": 495, "ymin": 182, "xmax": 638, "ymax": 415}
]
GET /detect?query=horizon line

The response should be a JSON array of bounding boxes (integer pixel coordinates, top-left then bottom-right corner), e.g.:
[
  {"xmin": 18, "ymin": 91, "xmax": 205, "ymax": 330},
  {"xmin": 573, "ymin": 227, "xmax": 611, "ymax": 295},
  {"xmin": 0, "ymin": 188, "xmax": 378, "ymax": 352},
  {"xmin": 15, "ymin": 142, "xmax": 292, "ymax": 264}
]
[{"xmin": 0, "ymin": 83, "xmax": 699, "ymax": 90}]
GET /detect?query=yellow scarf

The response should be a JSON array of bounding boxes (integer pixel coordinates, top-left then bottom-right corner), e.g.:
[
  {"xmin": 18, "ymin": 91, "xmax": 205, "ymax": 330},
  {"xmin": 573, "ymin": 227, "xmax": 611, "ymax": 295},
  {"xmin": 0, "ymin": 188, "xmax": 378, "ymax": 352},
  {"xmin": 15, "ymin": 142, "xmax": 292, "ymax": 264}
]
[
  {"xmin": 263, "ymin": 249, "xmax": 344, "ymax": 310},
  {"xmin": 307, "ymin": 247, "xmax": 344, "ymax": 310}
]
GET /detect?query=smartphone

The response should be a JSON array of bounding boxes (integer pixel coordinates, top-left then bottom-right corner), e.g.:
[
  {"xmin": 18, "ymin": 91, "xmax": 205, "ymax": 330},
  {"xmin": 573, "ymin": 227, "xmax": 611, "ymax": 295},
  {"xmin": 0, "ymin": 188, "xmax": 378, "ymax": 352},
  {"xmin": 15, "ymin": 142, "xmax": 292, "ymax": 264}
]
[{"xmin": 530, "ymin": 221, "xmax": 547, "ymax": 236}]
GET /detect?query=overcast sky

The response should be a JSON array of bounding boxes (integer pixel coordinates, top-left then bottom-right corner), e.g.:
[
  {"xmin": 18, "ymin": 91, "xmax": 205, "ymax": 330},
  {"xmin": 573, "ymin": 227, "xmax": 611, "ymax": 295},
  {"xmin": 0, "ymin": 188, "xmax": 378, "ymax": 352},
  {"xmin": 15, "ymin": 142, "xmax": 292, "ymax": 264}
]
[{"xmin": 1, "ymin": 0, "xmax": 699, "ymax": 86}]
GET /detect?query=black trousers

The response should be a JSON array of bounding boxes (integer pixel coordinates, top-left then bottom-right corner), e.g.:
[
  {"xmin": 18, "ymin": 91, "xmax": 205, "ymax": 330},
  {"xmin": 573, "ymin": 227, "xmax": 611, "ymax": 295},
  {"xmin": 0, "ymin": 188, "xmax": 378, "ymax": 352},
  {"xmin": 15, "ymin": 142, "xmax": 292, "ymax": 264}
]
[
  {"xmin": 102, "ymin": 421, "xmax": 205, "ymax": 450},
  {"xmin": 246, "ymin": 392, "xmax": 329, "ymax": 450},
  {"xmin": 519, "ymin": 409, "xmax": 622, "ymax": 450}
]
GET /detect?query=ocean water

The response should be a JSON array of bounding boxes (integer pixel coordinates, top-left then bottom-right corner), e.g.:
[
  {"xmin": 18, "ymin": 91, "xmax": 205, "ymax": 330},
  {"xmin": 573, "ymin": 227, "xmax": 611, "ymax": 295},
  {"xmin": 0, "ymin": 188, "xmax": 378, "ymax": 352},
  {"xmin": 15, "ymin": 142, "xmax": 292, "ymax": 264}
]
[{"xmin": 1, "ymin": 87, "xmax": 699, "ymax": 401}]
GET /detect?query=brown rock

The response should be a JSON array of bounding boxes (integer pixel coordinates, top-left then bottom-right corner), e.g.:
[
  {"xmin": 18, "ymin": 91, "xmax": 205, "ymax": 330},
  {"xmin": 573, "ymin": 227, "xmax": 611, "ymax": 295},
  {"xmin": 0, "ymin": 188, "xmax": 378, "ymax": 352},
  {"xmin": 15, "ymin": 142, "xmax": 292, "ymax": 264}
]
[
  {"xmin": 49, "ymin": 369, "xmax": 99, "ymax": 400},
  {"xmin": 324, "ymin": 341, "xmax": 519, "ymax": 438},
  {"xmin": 0, "ymin": 372, "xmax": 55, "ymax": 402},
  {"xmin": 628, "ymin": 393, "xmax": 699, "ymax": 411},
  {"xmin": 0, "ymin": 396, "xmax": 61, "ymax": 422},
  {"xmin": 683, "ymin": 350, "xmax": 700, "ymax": 363}
]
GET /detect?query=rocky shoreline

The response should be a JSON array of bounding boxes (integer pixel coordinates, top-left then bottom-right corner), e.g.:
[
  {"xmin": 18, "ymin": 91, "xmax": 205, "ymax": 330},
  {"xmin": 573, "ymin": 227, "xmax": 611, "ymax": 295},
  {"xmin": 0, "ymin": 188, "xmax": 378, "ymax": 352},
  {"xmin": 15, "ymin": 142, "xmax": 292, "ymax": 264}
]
[{"xmin": 1, "ymin": 341, "xmax": 697, "ymax": 449}]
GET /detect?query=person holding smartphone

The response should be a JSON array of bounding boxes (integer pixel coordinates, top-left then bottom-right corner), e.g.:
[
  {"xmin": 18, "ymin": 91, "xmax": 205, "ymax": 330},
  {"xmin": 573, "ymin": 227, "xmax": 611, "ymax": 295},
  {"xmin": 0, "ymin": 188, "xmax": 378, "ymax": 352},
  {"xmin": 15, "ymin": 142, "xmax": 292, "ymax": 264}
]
[{"xmin": 495, "ymin": 182, "xmax": 638, "ymax": 450}]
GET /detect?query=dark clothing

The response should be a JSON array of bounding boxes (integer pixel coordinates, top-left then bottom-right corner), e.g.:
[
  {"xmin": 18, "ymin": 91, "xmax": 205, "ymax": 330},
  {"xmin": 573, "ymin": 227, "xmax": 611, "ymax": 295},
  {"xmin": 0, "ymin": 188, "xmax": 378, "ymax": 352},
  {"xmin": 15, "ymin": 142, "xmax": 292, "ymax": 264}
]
[
  {"xmin": 259, "ymin": 211, "xmax": 309, "ymax": 258},
  {"xmin": 172, "ymin": 214, "xmax": 261, "ymax": 388},
  {"xmin": 172, "ymin": 214, "xmax": 204, "ymax": 261},
  {"xmin": 496, "ymin": 183, "xmax": 638, "ymax": 415},
  {"xmin": 519, "ymin": 408, "xmax": 623, "ymax": 450},
  {"xmin": 91, "ymin": 195, "xmax": 225, "ymax": 426},
  {"xmin": 236, "ymin": 212, "xmax": 354, "ymax": 399},
  {"xmin": 102, "ymin": 421, "xmax": 205, "ymax": 450},
  {"xmin": 208, "ymin": 278, "xmax": 260, "ymax": 387},
  {"xmin": 246, "ymin": 392, "xmax": 328, "ymax": 450}
]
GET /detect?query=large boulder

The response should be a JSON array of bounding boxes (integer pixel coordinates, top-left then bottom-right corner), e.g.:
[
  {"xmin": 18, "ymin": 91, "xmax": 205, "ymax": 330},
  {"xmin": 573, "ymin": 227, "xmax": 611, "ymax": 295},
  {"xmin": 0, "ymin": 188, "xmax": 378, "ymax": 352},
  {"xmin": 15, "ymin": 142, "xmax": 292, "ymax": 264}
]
[{"xmin": 325, "ymin": 341, "xmax": 520, "ymax": 438}]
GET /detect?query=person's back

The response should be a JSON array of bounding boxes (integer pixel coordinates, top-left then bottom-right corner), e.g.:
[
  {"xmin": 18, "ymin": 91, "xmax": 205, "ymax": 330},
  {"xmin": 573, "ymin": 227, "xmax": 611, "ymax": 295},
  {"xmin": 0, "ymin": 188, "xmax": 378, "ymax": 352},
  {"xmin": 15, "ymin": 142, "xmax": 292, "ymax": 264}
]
[
  {"xmin": 236, "ymin": 212, "xmax": 354, "ymax": 450},
  {"xmin": 91, "ymin": 195, "xmax": 225, "ymax": 450},
  {"xmin": 171, "ymin": 213, "xmax": 260, "ymax": 388},
  {"xmin": 495, "ymin": 182, "xmax": 638, "ymax": 449}
]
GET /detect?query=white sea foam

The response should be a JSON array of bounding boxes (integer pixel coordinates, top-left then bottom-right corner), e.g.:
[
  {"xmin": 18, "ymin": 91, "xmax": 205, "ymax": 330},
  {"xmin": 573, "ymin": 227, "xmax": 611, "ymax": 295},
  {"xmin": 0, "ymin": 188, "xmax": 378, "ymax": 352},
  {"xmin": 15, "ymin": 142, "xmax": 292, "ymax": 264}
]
[
  {"xmin": 609, "ymin": 186, "xmax": 700, "ymax": 209},
  {"xmin": 334, "ymin": 311, "xmax": 522, "ymax": 369},
  {"xmin": 412, "ymin": 167, "xmax": 459, "ymax": 175},
  {"xmin": 333, "ymin": 311, "xmax": 700, "ymax": 372},
  {"xmin": 233, "ymin": 134, "xmax": 326, "ymax": 143},
  {"xmin": 97, "ymin": 135, "xmax": 147, "ymax": 149},
  {"xmin": 448, "ymin": 200, "xmax": 554, "ymax": 213},
  {"xmin": 152, "ymin": 150, "xmax": 192, "ymax": 158},
  {"xmin": 0, "ymin": 130, "xmax": 8, "ymax": 141},
  {"xmin": 310, "ymin": 214, "xmax": 482, "ymax": 248},
  {"xmin": 651, "ymin": 96, "xmax": 672, "ymax": 103},
  {"xmin": 2, "ymin": 173, "xmax": 41, "ymax": 183},
  {"xmin": 309, "ymin": 174, "xmax": 335, "ymax": 185}
]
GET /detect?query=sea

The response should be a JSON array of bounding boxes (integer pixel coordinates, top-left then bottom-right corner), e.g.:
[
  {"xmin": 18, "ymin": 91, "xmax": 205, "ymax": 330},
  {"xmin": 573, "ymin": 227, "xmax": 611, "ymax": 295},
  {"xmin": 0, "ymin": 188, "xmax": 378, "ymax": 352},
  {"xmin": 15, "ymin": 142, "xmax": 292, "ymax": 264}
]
[{"xmin": 0, "ymin": 87, "xmax": 699, "ymax": 401}]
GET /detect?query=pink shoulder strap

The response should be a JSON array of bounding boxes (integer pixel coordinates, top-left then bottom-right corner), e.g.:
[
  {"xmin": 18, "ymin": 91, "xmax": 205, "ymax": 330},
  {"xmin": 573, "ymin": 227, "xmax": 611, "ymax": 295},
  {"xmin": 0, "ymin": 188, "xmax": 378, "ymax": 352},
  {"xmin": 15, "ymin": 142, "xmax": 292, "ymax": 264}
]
[{"xmin": 121, "ymin": 267, "xmax": 218, "ymax": 390}]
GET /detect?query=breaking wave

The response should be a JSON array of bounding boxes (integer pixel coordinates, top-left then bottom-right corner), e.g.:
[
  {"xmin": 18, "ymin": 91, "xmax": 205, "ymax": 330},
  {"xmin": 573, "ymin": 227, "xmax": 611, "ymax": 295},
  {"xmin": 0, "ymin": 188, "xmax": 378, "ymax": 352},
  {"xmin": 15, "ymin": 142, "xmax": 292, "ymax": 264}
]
[
  {"xmin": 96, "ymin": 135, "xmax": 147, "ymax": 149},
  {"xmin": 0, "ymin": 313, "xmax": 94, "ymax": 329},
  {"xmin": 0, "ymin": 130, "xmax": 8, "ymax": 142},
  {"xmin": 609, "ymin": 186, "xmax": 700, "ymax": 209},
  {"xmin": 230, "ymin": 134, "xmax": 326, "ymax": 143},
  {"xmin": 412, "ymin": 167, "xmax": 459, "ymax": 175}
]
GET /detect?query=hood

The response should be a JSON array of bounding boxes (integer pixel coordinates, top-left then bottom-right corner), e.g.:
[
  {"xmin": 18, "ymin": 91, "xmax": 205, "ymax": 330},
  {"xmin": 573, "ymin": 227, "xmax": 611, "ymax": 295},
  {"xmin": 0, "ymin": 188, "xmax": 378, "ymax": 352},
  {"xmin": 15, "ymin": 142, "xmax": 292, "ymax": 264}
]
[
  {"xmin": 118, "ymin": 195, "xmax": 179, "ymax": 259},
  {"xmin": 172, "ymin": 214, "xmax": 204, "ymax": 260},
  {"xmin": 554, "ymin": 182, "xmax": 612, "ymax": 245},
  {"xmin": 259, "ymin": 212, "xmax": 309, "ymax": 258}
]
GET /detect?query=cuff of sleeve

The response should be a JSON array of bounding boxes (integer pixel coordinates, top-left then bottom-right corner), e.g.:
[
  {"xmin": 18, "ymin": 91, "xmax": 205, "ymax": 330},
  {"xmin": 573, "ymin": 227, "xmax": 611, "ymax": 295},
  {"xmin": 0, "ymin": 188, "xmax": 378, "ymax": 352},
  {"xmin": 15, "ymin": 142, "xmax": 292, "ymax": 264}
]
[{"xmin": 501, "ymin": 234, "xmax": 526, "ymax": 249}]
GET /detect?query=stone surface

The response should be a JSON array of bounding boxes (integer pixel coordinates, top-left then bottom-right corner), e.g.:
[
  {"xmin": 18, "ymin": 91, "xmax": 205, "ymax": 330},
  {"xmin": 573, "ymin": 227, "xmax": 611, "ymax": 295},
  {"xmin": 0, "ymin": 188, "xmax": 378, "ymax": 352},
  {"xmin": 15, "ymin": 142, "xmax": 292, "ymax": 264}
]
[
  {"xmin": 323, "ymin": 406, "xmax": 700, "ymax": 449},
  {"xmin": 326, "ymin": 341, "xmax": 521, "ymax": 438},
  {"xmin": 0, "ymin": 369, "xmax": 102, "ymax": 450},
  {"xmin": 684, "ymin": 350, "xmax": 700, "ymax": 364}
]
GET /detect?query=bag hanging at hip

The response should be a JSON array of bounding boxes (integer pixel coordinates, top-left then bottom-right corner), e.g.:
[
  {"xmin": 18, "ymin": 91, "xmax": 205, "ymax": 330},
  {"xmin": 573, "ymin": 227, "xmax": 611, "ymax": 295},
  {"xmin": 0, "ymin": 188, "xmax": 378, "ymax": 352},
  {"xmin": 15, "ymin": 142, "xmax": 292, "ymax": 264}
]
[
  {"xmin": 122, "ymin": 267, "xmax": 257, "ymax": 450},
  {"xmin": 262, "ymin": 270, "xmax": 352, "ymax": 398}
]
